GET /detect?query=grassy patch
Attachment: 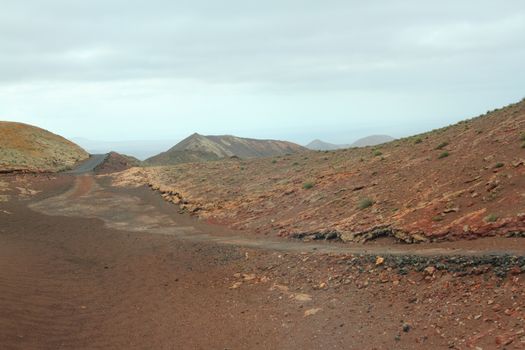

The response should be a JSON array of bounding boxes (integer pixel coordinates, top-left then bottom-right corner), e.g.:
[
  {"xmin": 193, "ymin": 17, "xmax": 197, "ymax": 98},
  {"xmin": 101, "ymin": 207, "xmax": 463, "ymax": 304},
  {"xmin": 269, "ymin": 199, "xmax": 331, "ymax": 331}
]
[
  {"xmin": 303, "ymin": 182, "xmax": 315, "ymax": 190},
  {"xmin": 436, "ymin": 142, "xmax": 449, "ymax": 150},
  {"xmin": 357, "ymin": 198, "xmax": 374, "ymax": 210},
  {"xmin": 414, "ymin": 137, "xmax": 423, "ymax": 144},
  {"xmin": 484, "ymin": 214, "xmax": 498, "ymax": 223},
  {"xmin": 438, "ymin": 152, "xmax": 450, "ymax": 159}
]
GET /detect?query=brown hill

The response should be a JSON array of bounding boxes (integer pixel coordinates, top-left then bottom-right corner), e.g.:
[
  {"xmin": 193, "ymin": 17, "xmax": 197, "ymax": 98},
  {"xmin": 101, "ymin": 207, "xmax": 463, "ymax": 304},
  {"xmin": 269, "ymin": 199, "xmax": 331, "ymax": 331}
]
[
  {"xmin": 0, "ymin": 122, "xmax": 89, "ymax": 173},
  {"xmin": 145, "ymin": 133, "xmax": 307, "ymax": 165},
  {"xmin": 113, "ymin": 99, "xmax": 525, "ymax": 243},
  {"xmin": 94, "ymin": 152, "xmax": 142, "ymax": 174}
]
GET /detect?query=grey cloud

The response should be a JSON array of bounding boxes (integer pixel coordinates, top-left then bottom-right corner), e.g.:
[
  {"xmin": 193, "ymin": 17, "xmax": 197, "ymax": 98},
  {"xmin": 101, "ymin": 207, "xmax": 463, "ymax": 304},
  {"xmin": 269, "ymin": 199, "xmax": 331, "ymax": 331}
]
[
  {"xmin": 1, "ymin": 0, "xmax": 524, "ymax": 91},
  {"xmin": 1, "ymin": 0, "xmax": 524, "ymax": 148}
]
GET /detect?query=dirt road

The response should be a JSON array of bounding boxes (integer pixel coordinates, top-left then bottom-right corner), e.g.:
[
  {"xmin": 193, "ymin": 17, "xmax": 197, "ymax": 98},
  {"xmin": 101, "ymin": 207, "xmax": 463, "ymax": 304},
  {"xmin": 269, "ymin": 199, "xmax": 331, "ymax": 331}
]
[
  {"xmin": 66, "ymin": 154, "xmax": 107, "ymax": 175},
  {"xmin": 1, "ymin": 174, "xmax": 525, "ymax": 349}
]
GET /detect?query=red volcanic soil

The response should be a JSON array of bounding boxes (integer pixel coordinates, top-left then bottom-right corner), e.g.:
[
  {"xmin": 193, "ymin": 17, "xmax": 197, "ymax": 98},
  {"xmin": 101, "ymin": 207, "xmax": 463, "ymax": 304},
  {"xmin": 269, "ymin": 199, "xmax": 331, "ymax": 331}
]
[
  {"xmin": 1, "ymin": 174, "xmax": 525, "ymax": 349},
  {"xmin": 114, "ymin": 99, "xmax": 525, "ymax": 243}
]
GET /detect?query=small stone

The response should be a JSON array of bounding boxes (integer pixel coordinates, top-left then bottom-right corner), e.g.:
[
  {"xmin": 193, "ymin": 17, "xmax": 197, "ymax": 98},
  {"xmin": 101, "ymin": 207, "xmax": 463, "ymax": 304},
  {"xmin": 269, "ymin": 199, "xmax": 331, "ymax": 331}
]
[
  {"xmin": 495, "ymin": 335, "xmax": 514, "ymax": 346},
  {"xmin": 304, "ymin": 308, "xmax": 322, "ymax": 317},
  {"xmin": 403, "ymin": 323, "xmax": 411, "ymax": 333},
  {"xmin": 294, "ymin": 293, "xmax": 312, "ymax": 302},
  {"xmin": 424, "ymin": 266, "xmax": 436, "ymax": 275},
  {"xmin": 242, "ymin": 274, "xmax": 256, "ymax": 281},
  {"xmin": 229, "ymin": 282, "xmax": 242, "ymax": 289},
  {"xmin": 376, "ymin": 256, "xmax": 385, "ymax": 266}
]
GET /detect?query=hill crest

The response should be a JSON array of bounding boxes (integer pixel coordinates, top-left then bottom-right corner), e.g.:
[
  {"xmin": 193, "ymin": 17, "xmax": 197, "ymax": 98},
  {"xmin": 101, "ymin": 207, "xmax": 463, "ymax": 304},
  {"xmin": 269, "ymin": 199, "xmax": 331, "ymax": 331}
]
[
  {"xmin": 146, "ymin": 133, "xmax": 306, "ymax": 165},
  {"xmin": 0, "ymin": 121, "xmax": 89, "ymax": 172}
]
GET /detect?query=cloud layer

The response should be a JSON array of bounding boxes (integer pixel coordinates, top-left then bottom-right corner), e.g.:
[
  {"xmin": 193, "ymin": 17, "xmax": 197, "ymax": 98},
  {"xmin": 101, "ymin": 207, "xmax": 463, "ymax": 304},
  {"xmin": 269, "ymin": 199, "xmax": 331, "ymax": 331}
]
[{"xmin": 0, "ymin": 0, "xmax": 524, "ymax": 146}]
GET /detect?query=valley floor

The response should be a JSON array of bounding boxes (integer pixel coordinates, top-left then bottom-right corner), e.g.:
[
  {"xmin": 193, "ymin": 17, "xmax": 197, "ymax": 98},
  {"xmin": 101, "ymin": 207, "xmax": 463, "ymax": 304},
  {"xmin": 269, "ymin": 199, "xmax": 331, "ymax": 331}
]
[{"xmin": 1, "ymin": 174, "xmax": 525, "ymax": 349}]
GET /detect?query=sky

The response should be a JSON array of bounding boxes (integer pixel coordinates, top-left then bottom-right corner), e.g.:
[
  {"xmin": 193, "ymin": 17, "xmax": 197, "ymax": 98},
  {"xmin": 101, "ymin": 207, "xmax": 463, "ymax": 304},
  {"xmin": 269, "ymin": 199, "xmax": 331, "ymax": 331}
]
[{"xmin": 0, "ymin": 0, "xmax": 524, "ymax": 154}]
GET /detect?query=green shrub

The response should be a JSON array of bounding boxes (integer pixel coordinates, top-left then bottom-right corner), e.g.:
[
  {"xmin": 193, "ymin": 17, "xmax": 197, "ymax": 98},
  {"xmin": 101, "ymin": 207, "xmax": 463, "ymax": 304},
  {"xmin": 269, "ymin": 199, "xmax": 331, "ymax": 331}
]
[
  {"xmin": 357, "ymin": 198, "xmax": 374, "ymax": 210},
  {"xmin": 272, "ymin": 159, "xmax": 277, "ymax": 164},
  {"xmin": 414, "ymin": 137, "xmax": 423, "ymax": 144},
  {"xmin": 303, "ymin": 182, "xmax": 315, "ymax": 190},
  {"xmin": 494, "ymin": 162, "xmax": 504, "ymax": 169},
  {"xmin": 438, "ymin": 152, "xmax": 449, "ymax": 159},
  {"xmin": 373, "ymin": 150, "xmax": 383, "ymax": 157},
  {"xmin": 520, "ymin": 133, "xmax": 525, "ymax": 141},
  {"xmin": 432, "ymin": 215, "xmax": 444, "ymax": 222},
  {"xmin": 484, "ymin": 214, "xmax": 498, "ymax": 223},
  {"xmin": 436, "ymin": 141, "xmax": 449, "ymax": 150},
  {"xmin": 292, "ymin": 162, "xmax": 299, "ymax": 166}
]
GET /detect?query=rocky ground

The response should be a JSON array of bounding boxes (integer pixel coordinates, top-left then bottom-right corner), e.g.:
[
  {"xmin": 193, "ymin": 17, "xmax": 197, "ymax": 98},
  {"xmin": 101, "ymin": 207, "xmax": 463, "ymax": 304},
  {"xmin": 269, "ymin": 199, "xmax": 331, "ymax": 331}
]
[
  {"xmin": 117, "ymin": 99, "xmax": 525, "ymax": 243},
  {"xmin": 1, "ymin": 173, "xmax": 525, "ymax": 349}
]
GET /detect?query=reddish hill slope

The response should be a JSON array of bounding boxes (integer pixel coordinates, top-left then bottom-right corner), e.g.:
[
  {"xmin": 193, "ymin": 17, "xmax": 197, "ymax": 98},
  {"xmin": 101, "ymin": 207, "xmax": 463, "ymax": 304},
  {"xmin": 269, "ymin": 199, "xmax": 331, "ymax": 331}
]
[{"xmin": 115, "ymin": 99, "xmax": 525, "ymax": 242}]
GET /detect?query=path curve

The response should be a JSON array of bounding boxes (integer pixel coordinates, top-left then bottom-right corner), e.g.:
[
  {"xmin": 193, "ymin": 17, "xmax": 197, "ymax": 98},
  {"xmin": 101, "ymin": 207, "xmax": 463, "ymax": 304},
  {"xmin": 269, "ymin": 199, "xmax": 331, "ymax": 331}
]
[
  {"xmin": 30, "ymin": 174, "xmax": 525, "ymax": 258},
  {"xmin": 67, "ymin": 154, "xmax": 107, "ymax": 174}
]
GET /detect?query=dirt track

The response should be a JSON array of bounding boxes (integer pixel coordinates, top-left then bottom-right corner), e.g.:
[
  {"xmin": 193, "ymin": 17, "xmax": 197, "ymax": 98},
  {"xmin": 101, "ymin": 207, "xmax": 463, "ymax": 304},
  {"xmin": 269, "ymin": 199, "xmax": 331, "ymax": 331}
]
[{"xmin": 2, "ymin": 174, "xmax": 525, "ymax": 349}]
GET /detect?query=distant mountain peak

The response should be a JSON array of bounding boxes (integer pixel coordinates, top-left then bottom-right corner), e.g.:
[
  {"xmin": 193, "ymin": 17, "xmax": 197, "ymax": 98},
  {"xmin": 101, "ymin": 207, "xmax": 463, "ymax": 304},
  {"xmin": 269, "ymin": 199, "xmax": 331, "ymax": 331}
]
[
  {"xmin": 350, "ymin": 135, "xmax": 395, "ymax": 147},
  {"xmin": 146, "ymin": 134, "xmax": 307, "ymax": 165},
  {"xmin": 306, "ymin": 134, "xmax": 395, "ymax": 151},
  {"xmin": 306, "ymin": 139, "xmax": 343, "ymax": 151}
]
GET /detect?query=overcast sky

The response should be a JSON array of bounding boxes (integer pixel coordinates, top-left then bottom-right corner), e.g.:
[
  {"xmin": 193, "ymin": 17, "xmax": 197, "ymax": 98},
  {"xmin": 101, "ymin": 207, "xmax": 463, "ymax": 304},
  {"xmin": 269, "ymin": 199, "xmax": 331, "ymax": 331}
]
[{"xmin": 0, "ymin": 0, "xmax": 524, "ymax": 147}]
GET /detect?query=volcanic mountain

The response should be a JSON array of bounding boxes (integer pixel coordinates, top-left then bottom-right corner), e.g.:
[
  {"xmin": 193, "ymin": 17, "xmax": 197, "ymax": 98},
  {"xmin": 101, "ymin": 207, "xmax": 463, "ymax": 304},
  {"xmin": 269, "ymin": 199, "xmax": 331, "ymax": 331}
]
[
  {"xmin": 145, "ymin": 133, "xmax": 307, "ymax": 165},
  {"xmin": 0, "ymin": 121, "xmax": 89, "ymax": 172}
]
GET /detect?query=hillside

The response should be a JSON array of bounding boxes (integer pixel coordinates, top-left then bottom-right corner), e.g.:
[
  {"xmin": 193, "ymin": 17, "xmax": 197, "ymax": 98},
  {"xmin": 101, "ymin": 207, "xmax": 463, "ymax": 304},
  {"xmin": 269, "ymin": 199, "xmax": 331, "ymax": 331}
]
[
  {"xmin": 0, "ymin": 122, "xmax": 89, "ymax": 172},
  {"xmin": 94, "ymin": 152, "xmax": 142, "ymax": 174},
  {"xmin": 351, "ymin": 135, "xmax": 395, "ymax": 147},
  {"xmin": 145, "ymin": 133, "xmax": 306, "ymax": 165},
  {"xmin": 113, "ymin": 99, "xmax": 525, "ymax": 243}
]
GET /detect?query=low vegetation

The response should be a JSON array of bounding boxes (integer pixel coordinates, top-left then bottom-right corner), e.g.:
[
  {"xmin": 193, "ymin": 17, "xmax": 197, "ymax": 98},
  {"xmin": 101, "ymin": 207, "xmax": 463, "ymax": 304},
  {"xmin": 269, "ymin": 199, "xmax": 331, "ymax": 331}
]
[
  {"xmin": 438, "ymin": 151, "xmax": 450, "ymax": 159},
  {"xmin": 436, "ymin": 141, "xmax": 449, "ymax": 150},
  {"xmin": 112, "ymin": 99, "xmax": 525, "ymax": 243},
  {"xmin": 484, "ymin": 214, "xmax": 498, "ymax": 223},
  {"xmin": 0, "ymin": 122, "xmax": 88, "ymax": 172},
  {"xmin": 303, "ymin": 182, "xmax": 315, "ymax": 190},
  {"xmin": 357, "ymin": 198, "xmax": 374, "ymax": 210}
]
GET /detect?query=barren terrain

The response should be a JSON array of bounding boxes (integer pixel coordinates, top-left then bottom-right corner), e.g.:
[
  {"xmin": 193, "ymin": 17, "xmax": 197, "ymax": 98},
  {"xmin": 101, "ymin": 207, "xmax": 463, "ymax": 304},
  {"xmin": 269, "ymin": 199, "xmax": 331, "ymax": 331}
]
[
  {"xmin": 2, "ymin": 100, "xmax": 525, "ymax": 349},
  {"xmin": 1, "ymin": 171, "xmax": 525, "ymax": 349},
  {"xmin": 116, "ymin": 100, "xmax": 525, "ymax": 243}
]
